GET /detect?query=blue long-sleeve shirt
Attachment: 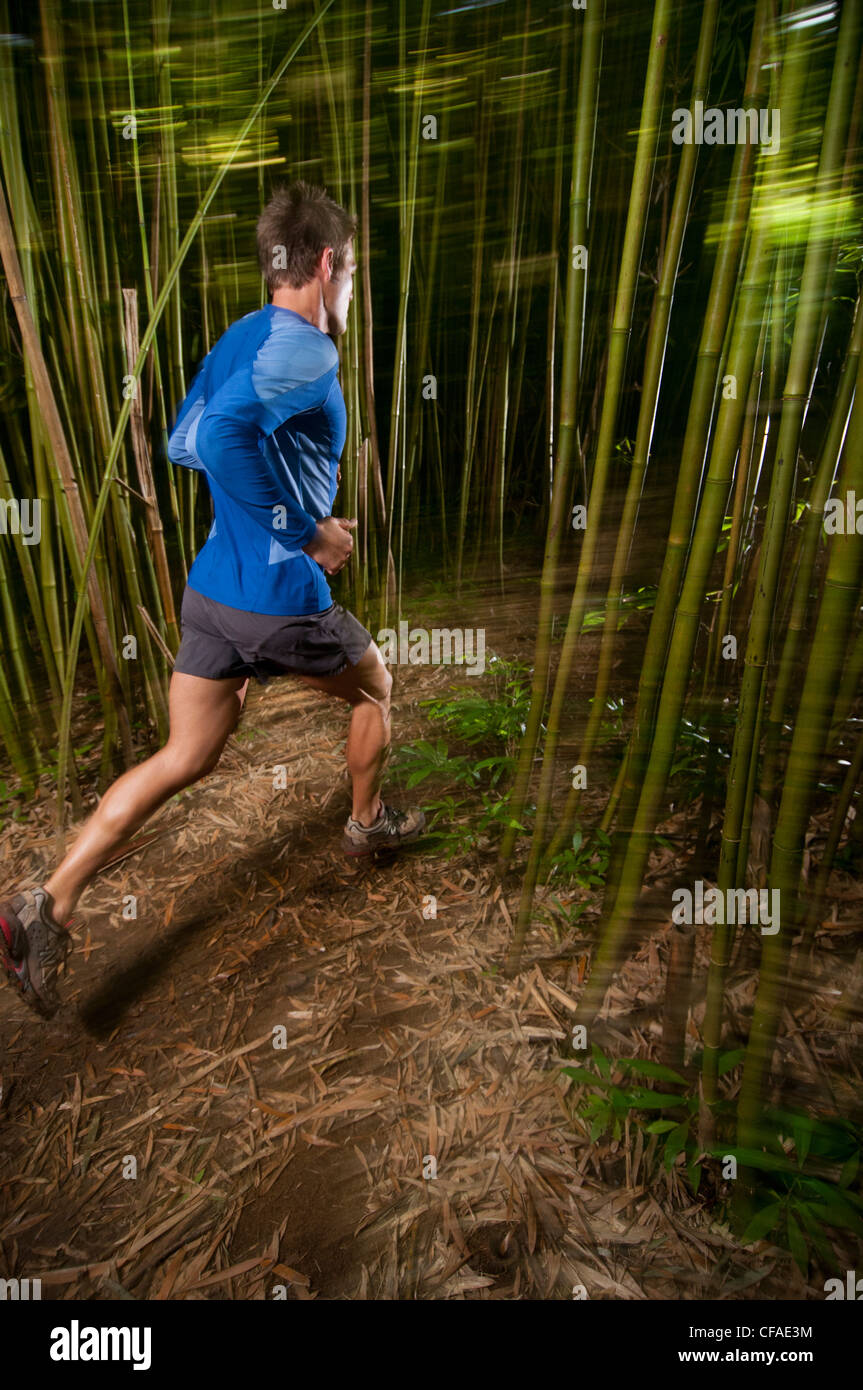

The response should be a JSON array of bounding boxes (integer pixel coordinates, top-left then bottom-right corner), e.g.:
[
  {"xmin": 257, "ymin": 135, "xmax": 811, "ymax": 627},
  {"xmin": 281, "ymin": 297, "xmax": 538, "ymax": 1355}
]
[{"xmin": 167, "ymin": 304, "xmax": 346, "ymax": 615}]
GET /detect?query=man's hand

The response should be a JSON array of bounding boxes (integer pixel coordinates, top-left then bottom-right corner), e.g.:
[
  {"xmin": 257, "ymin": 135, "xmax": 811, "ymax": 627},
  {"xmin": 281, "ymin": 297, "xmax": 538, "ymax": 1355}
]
[{"xmin": 303, "ymin": 516, "xmax": 357, "ymax": 575}]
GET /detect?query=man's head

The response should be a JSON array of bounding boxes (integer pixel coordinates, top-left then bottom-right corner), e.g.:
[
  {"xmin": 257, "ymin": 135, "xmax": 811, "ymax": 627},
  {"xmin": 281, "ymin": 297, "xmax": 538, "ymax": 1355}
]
[{"xmin": 256, "ymin": 181, "xmax": 358, "ymax": 336}]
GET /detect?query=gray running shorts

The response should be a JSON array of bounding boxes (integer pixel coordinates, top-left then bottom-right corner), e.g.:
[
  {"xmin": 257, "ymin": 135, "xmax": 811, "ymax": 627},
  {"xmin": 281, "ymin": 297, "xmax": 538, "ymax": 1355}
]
[{"xmin": 173, "ymin": 586, "xmax": 373, "ymax": 683}]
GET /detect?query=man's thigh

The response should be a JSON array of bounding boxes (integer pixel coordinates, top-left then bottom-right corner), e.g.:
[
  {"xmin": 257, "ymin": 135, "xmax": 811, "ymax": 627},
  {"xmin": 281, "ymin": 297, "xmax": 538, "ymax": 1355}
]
[{"xmin": 167, "ymin": 672, "xmax": 249, "ymax": 755}]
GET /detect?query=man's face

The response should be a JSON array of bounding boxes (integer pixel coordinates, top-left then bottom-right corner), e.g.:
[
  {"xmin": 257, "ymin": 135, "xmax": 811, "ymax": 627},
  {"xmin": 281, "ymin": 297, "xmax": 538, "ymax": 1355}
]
[{"xmin": 323, "ymin": 241, "xmax": 357, "ymax": 336}]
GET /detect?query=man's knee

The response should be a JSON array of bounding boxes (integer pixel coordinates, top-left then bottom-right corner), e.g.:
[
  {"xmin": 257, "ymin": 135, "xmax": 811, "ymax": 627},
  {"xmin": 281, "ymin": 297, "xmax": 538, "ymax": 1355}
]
[
  {"xmin": 158, "ymin": 740, "xmax": 226, "ymax": 790},
  {"xmin": 376, "ymin": 663, "xmax": 393, "ymax": 708},
  {"xmin": 337, "ymin": 644, "xmax": 392, "ymax": 711},
  {"xmin": 363, "ymin": 663, "xmax": 392, "ymax": 723},
  {"xmin": 362, "ymin": 645, "xmax": 392, "ymax": 705}
]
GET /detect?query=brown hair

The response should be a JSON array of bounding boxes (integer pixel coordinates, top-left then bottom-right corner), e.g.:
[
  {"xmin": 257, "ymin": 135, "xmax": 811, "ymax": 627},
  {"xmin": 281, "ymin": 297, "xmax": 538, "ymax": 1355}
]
[{"xmin": 256, "ymin": 181, "xmax": 357, "ymax": 293}]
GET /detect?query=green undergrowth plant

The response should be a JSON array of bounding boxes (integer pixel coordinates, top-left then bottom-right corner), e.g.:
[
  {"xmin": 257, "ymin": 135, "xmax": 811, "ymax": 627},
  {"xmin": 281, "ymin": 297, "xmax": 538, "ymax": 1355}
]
[
  {"xmin": 561, "ymin": 1046, "xmax": 863, "ymax": 1275},
  {"xmin": 390, "ymin": 653, "xmax": 533, "ymax": 853},
  {"xmin": 561, "ymin": 1044, "xmax": 730, "ymax": 1194},
  {"xmin": 667, "ymin": 709, "xmax": 735, "ymax": 806},
  {"xmin": 720, "ymin": 1107, "xmax": 863, "ymax": 1275},
  {"xmin": 546, "ymin": 825, "xmax": 612, "ymax": 886},
  {"xmin": 0, "ymin": 777, "xmax": 27, "ymax": 822},
  {"xmin": 534, "ymin": 827, "xmax": 613, "ymax": 937},
  {"xmin": 418, "ymin": 654, "xmax": 533, "ymax": 751},
  {"xmin": 579, "ymin": 585, "xmax": 659, "ymax": 633}
]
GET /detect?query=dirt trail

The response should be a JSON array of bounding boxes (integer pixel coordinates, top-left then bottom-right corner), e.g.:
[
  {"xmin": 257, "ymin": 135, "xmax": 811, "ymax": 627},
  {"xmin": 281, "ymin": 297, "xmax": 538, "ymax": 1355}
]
[{"xmin": 0, "ymin": 603, "xmax": 842, "ymax": 1300}]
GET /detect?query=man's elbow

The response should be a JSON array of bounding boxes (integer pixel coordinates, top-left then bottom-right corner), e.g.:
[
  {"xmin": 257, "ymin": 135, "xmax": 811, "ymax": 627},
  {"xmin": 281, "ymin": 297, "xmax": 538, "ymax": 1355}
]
[
  {"xmin": 166, "ymin": 430, "xmax": 184, "ymax": 465},
  {"xmin": 193, "ymin": 412, "xmax": 217, "ymax": 465},
  {"xmin": 194, "ymin": 411, "xmax": 240, "ymax": 469}
]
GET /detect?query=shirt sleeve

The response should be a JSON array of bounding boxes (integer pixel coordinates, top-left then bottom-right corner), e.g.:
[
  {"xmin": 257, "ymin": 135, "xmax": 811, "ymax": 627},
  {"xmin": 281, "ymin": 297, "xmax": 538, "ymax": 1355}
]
[
  {"xmin": 166, "ymin": 357, "xmax": 210, "ymax": 473},
  {"xmin": 191, "ymin": 328, "xmax": 339, "ymax": 551}
]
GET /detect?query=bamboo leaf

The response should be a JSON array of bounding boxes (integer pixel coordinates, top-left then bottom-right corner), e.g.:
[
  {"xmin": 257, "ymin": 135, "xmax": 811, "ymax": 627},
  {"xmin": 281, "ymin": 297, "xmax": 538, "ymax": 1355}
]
[
  {"xmin": 740, "ymin": 1202, "xmax": 783, "ymax": 1246},
  {"xmin": 618, "ymin": 1058, "xmax": 688, "ymax": 1086}
]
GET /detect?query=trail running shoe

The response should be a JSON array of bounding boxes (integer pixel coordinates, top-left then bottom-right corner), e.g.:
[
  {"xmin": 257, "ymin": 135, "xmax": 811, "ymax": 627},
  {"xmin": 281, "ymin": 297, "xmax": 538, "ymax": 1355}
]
[
  {"xmin": 342, "ymin": 802, "xmax": 426, "ymax": 858},
  {"xmin": 0, "ymin": 887, "xmax": 71, "ymax": 1018}
]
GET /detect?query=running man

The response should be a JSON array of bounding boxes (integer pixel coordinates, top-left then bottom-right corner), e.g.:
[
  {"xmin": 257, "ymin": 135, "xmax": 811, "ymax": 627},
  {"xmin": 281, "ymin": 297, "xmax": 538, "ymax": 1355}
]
[{"xmin": 0, "ymin": 181, "xmax": 424, "ymax": 1020}]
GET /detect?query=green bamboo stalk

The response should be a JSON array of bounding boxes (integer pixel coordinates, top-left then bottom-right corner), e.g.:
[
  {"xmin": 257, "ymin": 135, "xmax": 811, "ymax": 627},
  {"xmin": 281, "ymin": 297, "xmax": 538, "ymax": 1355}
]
[
  {"xmin": 496, "ymin": 0, "xmax": 601, "ymax": 871},
  {"xmin": 122, "ymin": 288, "xmax": 178, "ymax": 653},
  {"xmin": 39, "ymin": 0, "xmax": 140, "ymax": 714},
  {"xmin": 490, "ymin": 2, "xmax": 530, "ymax": 590},
  {"xmin": 53, "ymin": 0, "xmax": 339, "ymax": 839},
  {"xmin": 691, "ymin": 317, "xmax": 769, "ymax": 869},
  {"xmin": 43, "ymin": 329, "xmax": 126, "ymax": 713},
  {"xmin": 832, "ymin": 602, "xmax": 863, "ymax": 734},
  {"xmin": 796, "ymin": 705, "xmax": 863, "ymax": 960},
  {"xmin": 761, "ymin": 292, "xmax": 863, "ymax": 801},
  {"xmin": 360, "ymin": 0, "xmax": 386, "ymax": 595},
  {"xmin": 735, "ymin": 350, "xmax": 863, "ymax": 1167},
  {"xmin": 317, "ymin": 4, "xmax": 343, "ymax": 202},
  {"xmin": 145, "ymin": 0, "xmax": 187, "ymax": 579},
  {"xmin": 734, "ymin": 663, "xmax": 769, "ymax": 890},
  {"xmin": 43, "ymin": 0, "xmax": 168, "ymax": 743},
  {"xmin": 0, "ymin": 172, "xmax": 133, "ymax": 763},
  {"xmin": 0, "ymin": 441, "xmax": 61, "ymax": 712},
  {"xmin": 455, "ymin": 42, "xmax": 491, "ymax": 595},
  {"xmin": 381, "ymin": 0, "xmax": 432, "ymax": 626},
  {"xmin": 541, "ymin": 23, "xmax": 573, "ymax": 531},
  {"xmin": 505, "ymin": 0, "xmax": 673, "ymax": 973},
  {"xmin": 0, "ymin": 631, "xmax": 36, "ymax": 794},
  {"xmin": 403, "ymin": 15, "xmax": 452, "ymax": 568},
  {"xmin": 0, "ymin": 532, "xmax": 43, "ymax": 746},
  {"xmin": 541, "ymin": 0, "xmax": 719, "ymax": 871},
  {"xmin": 703, "ymin": 0, "xmax": 859, "ymax": 1105},
  {"xmin": 589, "ymin": 0, "xmax": 769, "ymax": 907},
  {"xmin": 571, "ymin": 24, "xmax": 791, "ymax": 1022}
]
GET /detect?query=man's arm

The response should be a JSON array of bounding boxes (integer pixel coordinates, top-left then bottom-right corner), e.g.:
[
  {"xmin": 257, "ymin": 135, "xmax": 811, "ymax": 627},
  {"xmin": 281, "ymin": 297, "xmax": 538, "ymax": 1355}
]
[{"xmin": 166, "ymin": 358, "xmax": 210, "ymax": 472}]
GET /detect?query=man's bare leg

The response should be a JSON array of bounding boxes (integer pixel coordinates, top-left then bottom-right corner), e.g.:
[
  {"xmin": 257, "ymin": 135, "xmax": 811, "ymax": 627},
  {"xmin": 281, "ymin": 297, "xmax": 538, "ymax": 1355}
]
[
  {"xmin": 295, "ymin": 641, "xmax": 392, "ymax": 825},
  {"xmin": 43, "ymin": 673, "xmax": 249, "ymax": 928}
]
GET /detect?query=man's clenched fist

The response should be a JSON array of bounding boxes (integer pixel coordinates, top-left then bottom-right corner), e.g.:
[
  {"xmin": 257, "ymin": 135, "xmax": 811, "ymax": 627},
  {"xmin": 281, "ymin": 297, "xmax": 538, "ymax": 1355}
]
[{"xmin": 303, "ymin": 516, "xmax": 358, "ymax": 575}]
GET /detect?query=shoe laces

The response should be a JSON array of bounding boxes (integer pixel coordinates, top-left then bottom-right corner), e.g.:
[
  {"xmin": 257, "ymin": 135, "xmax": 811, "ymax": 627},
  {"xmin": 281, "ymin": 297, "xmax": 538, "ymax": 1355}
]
[{"xmin": 40, "ymin": 918, "xmax": 71, "ymax": 973}]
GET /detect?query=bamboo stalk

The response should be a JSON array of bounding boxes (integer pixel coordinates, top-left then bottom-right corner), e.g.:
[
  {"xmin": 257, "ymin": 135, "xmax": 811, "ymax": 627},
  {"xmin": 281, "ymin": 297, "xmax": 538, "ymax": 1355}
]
[
  {"xmin": 571, "ymin": 24, "xmax": 789, "ymax": 1023},
  {"xmin": 704, "ymin": 0, "xmax": 860, "ymax": 1105},
  {"xmin": 0, "ymin": 172, "xmax": 133, "ymax": 771},
  {"xmin": 52, "ymin": 0, "xmax": 340, "ymax": 832},
  {"xmin": 592, "ymin": 0, "xmax": 769, "ymax": 914},
  {"xmin": 659, "ymin": 919, "xmax": 696, "ymax": 1079},
  {"xmin": 761, "ymin": 293, "xmax": 863, "ymax": 801},
  {"xmin": 796, "ymin": 709, "xmax": 863, "ymax": 961},
  {"xmin": 505, "ymin": 0, "xmax": 673, "ymax": 973},
  {"xmin": 735, "ymin": 345, "xmax": 863, "ymax": 1172},
  {"xmin": 122, "ymin": 287, "xmax": 179, "ymax": 652},
  {"xmin": 497, "ymin": 0, "xmax": 601, "ymax": 872},
  {"xmin": 541, "ymin": 0, "xmax": 720, "ymax": 872}
]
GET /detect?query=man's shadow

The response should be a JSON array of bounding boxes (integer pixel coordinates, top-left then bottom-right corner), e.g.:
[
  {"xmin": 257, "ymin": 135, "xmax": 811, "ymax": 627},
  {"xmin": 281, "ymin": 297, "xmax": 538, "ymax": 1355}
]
[{"xmin": 76, "ymin": 814, "xmax": 367, "ymax": 1037}]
